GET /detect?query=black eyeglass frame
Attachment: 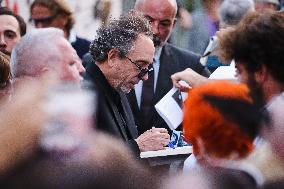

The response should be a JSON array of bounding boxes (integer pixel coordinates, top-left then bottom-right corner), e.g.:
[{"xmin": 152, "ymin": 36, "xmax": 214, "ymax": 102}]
[
  {"xmin": 125, "ymin": 56, "xmax": 153, "ymax": 79},
  {"xmin": 29, "ymin": 14, "xmax": 58, "ymax": 26}
]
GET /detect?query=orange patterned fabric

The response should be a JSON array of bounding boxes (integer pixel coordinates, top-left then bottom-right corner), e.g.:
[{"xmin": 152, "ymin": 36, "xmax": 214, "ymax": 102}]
[{"xmin": 183, "ymin": 81, "xmax": 254, "ymax": 159}]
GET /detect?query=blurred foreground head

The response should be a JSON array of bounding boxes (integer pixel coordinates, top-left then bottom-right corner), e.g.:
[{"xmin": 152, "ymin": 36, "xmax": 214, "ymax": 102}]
[
  {"xmin": 183, "ymin": 81, "xmax": 264, "ymax": 161},
  {"xmin": 1, "ymin": 133, "xmax": 158, "ymax": 189},
  {"xmin": 164, "ymin": 167, "xmax": 256, "ymax": 189},
  {"xmin": 10, "ymin": 28, "xmax": 85, "ymax": 84}
]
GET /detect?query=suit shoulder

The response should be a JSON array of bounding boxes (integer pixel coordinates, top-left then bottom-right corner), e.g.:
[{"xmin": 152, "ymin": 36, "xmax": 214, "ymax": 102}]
[
  {"xmin": 165, "ymin": 43, "xmax": 201, "ymax": 61},
  {"xmin": 75, "ymin": 37, "xmax": 91, "ymax": 45},
  {"xmin": 82, "ymin": 53, "xmax": 94, "ymax": 68},
  {"xmin": 163, "ymin": 43, "xmax": 209, "ymax": 76},
  {"xmin": 165, "ymin": 44, "xmax": 201, "ymax": 64}
]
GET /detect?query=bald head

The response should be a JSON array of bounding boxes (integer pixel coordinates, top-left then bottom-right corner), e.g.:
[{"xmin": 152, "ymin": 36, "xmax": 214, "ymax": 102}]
[
  {"xmin": 135, "ymin": 0, "xmax": 177, "ymax": 14},
  {"xmin": 134, "ymin": 0, "xmax": 177, "ymax": 47}
]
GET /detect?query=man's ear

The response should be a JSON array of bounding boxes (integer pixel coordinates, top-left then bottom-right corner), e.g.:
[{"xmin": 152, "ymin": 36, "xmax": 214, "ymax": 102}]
[
  {"xmin": 254, "ymin": 65, "xmax": 268, "ymax": 84},
  {"xmin": 173, "ymin": 18, "xmax": 177, "ymax": 28},
  {"xmin": 107, "ymin": 49, "xmax": 119, "ymax": 67}
]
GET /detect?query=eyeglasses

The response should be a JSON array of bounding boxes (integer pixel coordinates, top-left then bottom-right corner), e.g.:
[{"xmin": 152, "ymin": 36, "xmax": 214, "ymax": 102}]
[
  {"xmin": 29, "ymin": 14, "xmax": 58, "ymax": 27},
  {"xmin": 125, "ymin": 56, "xmax": 153, "ymax": 79}
]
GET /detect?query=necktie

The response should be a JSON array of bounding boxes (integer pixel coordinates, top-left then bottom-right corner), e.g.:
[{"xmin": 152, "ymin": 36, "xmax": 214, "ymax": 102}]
[{"xmin": 139, "ymin": 60, "xmax": 155, "ymax": 132}]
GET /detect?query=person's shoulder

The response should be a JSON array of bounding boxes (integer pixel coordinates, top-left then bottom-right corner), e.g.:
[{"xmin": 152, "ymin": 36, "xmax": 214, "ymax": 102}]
[
  {"xmin": 164, "ymin": 43, "xmax": 200, "ymax": 59},
  {"xmin": 75, "ymin": 36, "xmax": 91, "ymax": 45},
  {"xmin": 163, "ymin": 43, "xmax": 210, "ymax": 75},
  {"xmin": 82, "ymin": 53, "xmax": 94, "ymax": 67}
]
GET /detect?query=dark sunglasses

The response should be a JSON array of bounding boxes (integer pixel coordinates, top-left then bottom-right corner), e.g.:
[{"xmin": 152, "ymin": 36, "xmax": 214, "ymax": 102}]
[
  {"xmin": 125, "ymin": 56, "xmax": 153, "ymax": 79},
  {"xmin": 29, "ymin": 14, "xmax": 58, "ymax": 26}
]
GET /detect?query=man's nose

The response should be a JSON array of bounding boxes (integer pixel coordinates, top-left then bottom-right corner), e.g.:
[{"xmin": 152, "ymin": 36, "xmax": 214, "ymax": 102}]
[
  {"xmin": 35, "ymin": 22, "xmax": 45, "ymax": 28},
  {"xmin": 0, "ymin": 35, "xmax": 7, "ymax": 46},
  {"xmin": 77, "ymin": 61, "xmax": 86, "ymax": 74},
  {"xmin": 151, "ymin": 21, "xmax": 159, "ymax": 35}
]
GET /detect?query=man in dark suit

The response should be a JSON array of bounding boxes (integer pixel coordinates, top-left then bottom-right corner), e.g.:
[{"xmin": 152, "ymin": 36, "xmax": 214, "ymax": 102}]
[
  {"xmin": 83, "ymin": 12, "xmax": 170, "ymax": 156},
  {"xmin": 127, "ymin": 0, "xmax": 210, "ymax": 135}
]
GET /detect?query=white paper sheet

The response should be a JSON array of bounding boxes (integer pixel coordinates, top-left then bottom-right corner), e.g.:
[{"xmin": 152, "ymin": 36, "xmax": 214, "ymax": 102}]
[{"xmin": 155, "ymin": 88, "xmax": 188, "ymax": 130}]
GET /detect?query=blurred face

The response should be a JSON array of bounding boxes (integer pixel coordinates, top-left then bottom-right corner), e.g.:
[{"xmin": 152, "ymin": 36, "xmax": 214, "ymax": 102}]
[
  {"xmin": 135, "ymin": 0, "xmax": 177, "ymax": 48},
  {"xmin": 56, "ymin": 38, "xmax": 85, "ymax": 83},
  {"xmin": 255, "ymin": 2, "xmax": 278, "ymax": 12},
  {"xmin": 111, "ymin": 35, "xmax": 155, "ymax": 93},
  {"xmin": 30, "ymin": 5, "xmax": 66, "ymax": 31},
  {"xmin": 236, "ymin": 62, "xmax": 265, "ymax": 108},
  {"xmin": 0, "ymin": 15, "xmax": 21, "ymax": 56},
  {"xmin": 235, "ymin": 63, "xmax": 248, "ymax": 84}
]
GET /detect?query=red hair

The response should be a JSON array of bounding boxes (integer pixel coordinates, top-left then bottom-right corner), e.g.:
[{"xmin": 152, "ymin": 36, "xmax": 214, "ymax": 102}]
[{"xmin": 183, "ymin": 81, "xmax": 254, "ymax": 159}]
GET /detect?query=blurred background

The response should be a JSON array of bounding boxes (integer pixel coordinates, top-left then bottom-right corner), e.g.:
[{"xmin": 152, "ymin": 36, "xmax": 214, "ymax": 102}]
[{"xmin": 1, "ymin": 0, "xmax": 284, "ymax": 51}]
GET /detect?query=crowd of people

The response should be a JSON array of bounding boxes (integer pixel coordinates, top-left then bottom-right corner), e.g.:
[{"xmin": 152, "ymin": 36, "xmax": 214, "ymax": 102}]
[{"xmin": 0, "ymin": 0, "xmax": 283, "ymax": 188}]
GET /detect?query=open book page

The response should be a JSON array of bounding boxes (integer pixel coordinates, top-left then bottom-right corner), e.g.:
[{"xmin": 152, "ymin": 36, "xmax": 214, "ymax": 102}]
[
  {"xmin": 155, "ymin": 87, "xmax": 188, "ymax": 130},
  {"xmin": 209, "ymin": 60, "xmax": 237, "ymax": 80},
  {"xmin": 140, "ymin": 146, "xmax": 192, "ymax": 158}
]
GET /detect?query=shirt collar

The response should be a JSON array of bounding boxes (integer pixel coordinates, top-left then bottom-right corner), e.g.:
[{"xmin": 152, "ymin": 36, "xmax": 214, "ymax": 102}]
[
  {"xmin": 154, "ymin": 47, "xmax": 162, "ymax": 61},
  {"xmin": 68, "ymin": 29, "xmax": 77, "ymax": 44}
]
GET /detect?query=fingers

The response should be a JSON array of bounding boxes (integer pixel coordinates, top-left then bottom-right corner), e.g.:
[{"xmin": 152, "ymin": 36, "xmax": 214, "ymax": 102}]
[
  {"xmin": 150, "ymin": 128, "xmax": 170, "ymax": 140},
  {"xmin": 171, "ymin": 69, "xmax": 193, "ymax": 89},
  {"xmin": 179, "ymin": 85, "xmax": 190, "ymax": 93},
  {"xmin": 148, "ymin": 131, "xmax": 170, "ymax": 146},
  {"xmin": 136, "ymin": 128, "xmax": 171, "ymax": 152},
  {"xmin": 151, "ymin": 127, "xmax": 168, "ymax": 133},
  {"xmin": 171, "ymin": 73, "xmax": 181, "ymax": 88}
]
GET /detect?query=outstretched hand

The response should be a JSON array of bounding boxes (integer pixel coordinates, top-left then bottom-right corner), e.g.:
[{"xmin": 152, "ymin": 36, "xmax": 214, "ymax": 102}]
[{"xmin": 171, "ymin": 68, "xmax": 208, "ymax": 91}]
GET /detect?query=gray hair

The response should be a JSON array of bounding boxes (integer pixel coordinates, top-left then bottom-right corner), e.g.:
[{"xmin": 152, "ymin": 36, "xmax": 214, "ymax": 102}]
[
  {"xmin": 10, "ymin": 28, "xmax": 64, "ymax": 78},
  {"xmin": 90, "ymin": 10, "xmax": 153, "ymax": 62},
  {"xmin": 219, "ymin": 0, "xmax": 255, "ymax": 27}
]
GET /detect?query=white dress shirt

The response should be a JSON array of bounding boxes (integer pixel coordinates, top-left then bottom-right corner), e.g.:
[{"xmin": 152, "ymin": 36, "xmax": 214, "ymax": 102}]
[{"xmin": 134, "ymin": 48, "xmax": 162, "ymax": 108}]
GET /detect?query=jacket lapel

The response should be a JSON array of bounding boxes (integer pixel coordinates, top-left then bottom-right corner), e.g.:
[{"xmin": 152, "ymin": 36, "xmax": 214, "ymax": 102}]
[
  {"xmin": 120, "ymin": 92, "xmax": 138, "ymax": 138},
  {"xmin": 153, "ymin": 44, "xmax": 177, "ymax": 105},
  {"xmin": 86, "ymin": 63, "xmax": 130, "ymax": 140}
]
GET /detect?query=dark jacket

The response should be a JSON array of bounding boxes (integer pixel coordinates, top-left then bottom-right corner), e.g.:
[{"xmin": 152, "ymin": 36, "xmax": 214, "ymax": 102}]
[
  {"xmin": 71, "ymin": 37, "xmax": 91, "ymax": 59},
  {"xmin": 83, "ymin": 60, "xmax": 140, "ymax": 155},
  {"xmin": 127, "ymin": 43, "xmax": 210, "ymax": 134}
]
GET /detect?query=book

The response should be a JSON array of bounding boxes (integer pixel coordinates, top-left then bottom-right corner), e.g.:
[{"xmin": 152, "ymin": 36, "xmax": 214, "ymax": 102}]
[
  {"xmin": 155, "ymin": 87, "xmax": 188, "ymax": 130},
  {"xmin": 140, "ymin": 146, "xmax": 193, "ymax": 158}
]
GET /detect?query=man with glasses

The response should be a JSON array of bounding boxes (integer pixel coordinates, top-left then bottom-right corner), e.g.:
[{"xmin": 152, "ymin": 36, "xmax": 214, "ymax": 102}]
[
  {"xmin": 30, "ymin": 0, "xmax": 90, "ymax": 59},
  {"xmin": 84, "ymin": 11, "xmax": 170, "ymax": 155}
]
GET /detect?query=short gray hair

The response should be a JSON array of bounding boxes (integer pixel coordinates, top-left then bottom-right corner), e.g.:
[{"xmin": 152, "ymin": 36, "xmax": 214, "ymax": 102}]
[
  {"xmin": 219, "ymin": 0, "xmax": 255, "ymax": 27},
  {"xmin": 10, "ymin": 28, "xmax": 64, "ymax": 78}
]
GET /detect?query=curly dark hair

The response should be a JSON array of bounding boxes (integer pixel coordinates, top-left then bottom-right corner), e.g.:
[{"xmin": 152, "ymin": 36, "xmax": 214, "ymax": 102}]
[
  {"xmin": 219, "ymin": 11, "xmax": 284, "ymax": 84},
  {"xmin": 90, "ymin": 10, "xmax": 153, "ymax": 62},
  {"xmin": 0, "ymin": 7, "xmax": 26, "ymax": 36}
]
